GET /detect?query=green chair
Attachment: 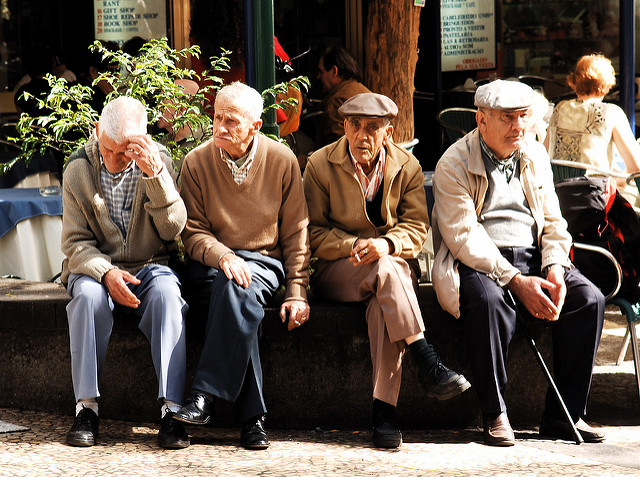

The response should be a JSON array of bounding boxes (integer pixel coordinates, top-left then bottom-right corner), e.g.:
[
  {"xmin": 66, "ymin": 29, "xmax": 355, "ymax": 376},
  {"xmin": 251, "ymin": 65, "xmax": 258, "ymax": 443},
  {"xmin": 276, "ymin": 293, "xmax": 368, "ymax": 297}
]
[
  {"xmin": 554, "ymin": 163, "xmax": 640, "ymax": 400},
  {"xmin": 437, "ymin": 107, "xmax": 477, "ymax": 147},
  {"xmin": 571, "ymin": 242, "xmax": 640, "ymax": 402},
  {"xmin": 550, "ymin": 159, "xmax": 627, "ymax": 183}
]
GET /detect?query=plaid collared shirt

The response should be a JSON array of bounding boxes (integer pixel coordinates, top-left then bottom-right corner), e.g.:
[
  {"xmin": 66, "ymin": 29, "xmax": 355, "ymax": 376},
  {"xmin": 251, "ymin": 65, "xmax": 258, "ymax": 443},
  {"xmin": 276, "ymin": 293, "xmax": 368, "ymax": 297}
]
[
  {"xmin": 221, "ymin": 135, "xmax": 259, "ymax": 185},
  {"xmin": 480, "ymin": 135, "xmax": 521, "ymax": 182},
  {"xmin": 350, "ymin": 145, "xmax": 386, "ymax": 202},
  {"xmin": 100, "ymin": 155, "xmax": 141, "ymax": 239}
]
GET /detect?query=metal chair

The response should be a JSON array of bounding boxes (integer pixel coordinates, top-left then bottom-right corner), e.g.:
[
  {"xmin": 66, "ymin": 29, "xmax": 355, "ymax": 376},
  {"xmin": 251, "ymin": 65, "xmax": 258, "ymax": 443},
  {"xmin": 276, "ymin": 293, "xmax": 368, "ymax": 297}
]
[
  {"xmin": 552, "ymin": 161, "xmax": 640, "ymax": 400},
  {"xmin": 437, "ymin": 107, "xmax": 477, "ymax": 147},
  {"xmin": 550, "ymin": 159, "xmax": 627, "ymax": 183},
  {"xmin": 571, "ymin": 242, "xmax": 640, "ymax": 401}
]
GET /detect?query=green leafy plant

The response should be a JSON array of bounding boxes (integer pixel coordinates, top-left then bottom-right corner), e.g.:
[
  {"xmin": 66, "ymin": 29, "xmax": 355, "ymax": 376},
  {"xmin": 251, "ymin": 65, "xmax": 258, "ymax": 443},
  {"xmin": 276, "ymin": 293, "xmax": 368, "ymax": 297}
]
[{"xmin": 4, "ymin": 37, "xmax": 309, "ymax": 174}]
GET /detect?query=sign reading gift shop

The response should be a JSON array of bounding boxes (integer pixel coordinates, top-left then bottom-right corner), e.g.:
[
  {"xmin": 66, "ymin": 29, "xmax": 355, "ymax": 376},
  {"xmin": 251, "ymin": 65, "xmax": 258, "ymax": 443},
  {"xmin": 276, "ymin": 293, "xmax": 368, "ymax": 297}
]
[
  {"xmin": 441, "ymin": 0, "xmax": 496, "ymax": 72},
  {"xmin": 94, "ymin": 0, "xmax": 167, "ymax": 44}
]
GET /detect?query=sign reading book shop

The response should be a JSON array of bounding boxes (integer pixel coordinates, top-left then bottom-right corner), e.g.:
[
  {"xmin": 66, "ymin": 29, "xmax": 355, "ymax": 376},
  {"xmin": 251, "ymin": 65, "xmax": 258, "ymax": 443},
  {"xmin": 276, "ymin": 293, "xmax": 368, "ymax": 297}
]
[
  {"xmin": 94, "ymin": 0, "xmax": 167, "ymax": 45},
  {"xmin": 441, "ymin": 0, "xmax": 496, "ymax": 72}
]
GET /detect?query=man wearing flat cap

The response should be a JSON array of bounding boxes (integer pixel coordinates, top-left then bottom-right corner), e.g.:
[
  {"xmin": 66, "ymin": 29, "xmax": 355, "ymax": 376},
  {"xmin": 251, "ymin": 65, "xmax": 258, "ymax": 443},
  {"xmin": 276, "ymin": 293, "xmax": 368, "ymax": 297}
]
[
  {"xmin": 432, "ymin": 79, "xmax": 605, "ymax": 446},
  {"xmin": 304, "ymin": 92, "xmax": 470, "ymax": 449}
]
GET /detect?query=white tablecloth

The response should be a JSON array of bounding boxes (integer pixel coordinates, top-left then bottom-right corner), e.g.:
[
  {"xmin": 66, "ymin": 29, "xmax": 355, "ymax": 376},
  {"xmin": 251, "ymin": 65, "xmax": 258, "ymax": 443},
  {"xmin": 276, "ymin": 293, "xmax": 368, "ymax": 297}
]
[{"xmin": 0, "ymin": 214, "xmax": 64, "ymax": 281}]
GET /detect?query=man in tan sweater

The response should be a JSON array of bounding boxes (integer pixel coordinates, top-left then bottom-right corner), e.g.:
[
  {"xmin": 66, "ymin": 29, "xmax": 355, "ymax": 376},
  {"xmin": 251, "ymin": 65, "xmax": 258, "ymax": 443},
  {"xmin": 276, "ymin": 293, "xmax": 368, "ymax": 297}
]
[{"xmin": 174, "ymin": 82, "xmax": 310, "ymax": 449}]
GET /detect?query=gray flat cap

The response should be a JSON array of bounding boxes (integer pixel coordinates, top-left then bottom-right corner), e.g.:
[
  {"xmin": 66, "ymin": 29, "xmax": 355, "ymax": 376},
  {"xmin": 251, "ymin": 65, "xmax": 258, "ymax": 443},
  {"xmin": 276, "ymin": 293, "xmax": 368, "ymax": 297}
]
[
  {"xmin": 338, "ymin": 92, "xmax": 398, "ymax": 118},
  {"xmin": 474, "ymin": 79, "xmax": 535, "ymax": 111}
]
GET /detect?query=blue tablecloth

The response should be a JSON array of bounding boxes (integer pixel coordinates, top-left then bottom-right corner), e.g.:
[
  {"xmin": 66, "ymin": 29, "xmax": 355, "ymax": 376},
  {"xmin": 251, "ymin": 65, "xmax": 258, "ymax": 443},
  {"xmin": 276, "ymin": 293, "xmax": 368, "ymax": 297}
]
[{"xmin": 0, "ymin": 187, "xmax": 62, "ymax": 238}]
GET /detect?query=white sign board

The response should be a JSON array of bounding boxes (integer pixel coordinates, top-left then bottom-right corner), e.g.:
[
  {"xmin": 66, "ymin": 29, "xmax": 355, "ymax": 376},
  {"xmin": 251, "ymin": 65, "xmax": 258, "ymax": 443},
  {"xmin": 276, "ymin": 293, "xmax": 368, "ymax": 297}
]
[
  {"xmin": 94, "ymin": 0, "xmax": 167, "ymax": 44},
  {"xmin": 441, "ymin": 0, "xmax": 496, "ymax": 72}
]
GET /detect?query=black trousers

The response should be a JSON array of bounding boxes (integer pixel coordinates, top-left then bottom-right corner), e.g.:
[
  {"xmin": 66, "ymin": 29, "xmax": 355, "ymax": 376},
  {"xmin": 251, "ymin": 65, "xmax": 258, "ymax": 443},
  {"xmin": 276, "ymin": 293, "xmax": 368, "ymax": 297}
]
[{"xmin": 459, "ymin": 247, "xmax": 605, "ymax": 420}]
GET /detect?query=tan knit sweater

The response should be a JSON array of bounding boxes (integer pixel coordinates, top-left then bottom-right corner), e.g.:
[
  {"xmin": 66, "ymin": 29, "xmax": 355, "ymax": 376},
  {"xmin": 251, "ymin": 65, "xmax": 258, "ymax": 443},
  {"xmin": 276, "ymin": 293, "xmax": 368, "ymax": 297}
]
[
  {"xmin": 179, "ymin": 135, "xmax": 310, "ymax": 301},
  {"xmin": 61, "ymin": 134, "xmax": 187, "ymax": 284}
]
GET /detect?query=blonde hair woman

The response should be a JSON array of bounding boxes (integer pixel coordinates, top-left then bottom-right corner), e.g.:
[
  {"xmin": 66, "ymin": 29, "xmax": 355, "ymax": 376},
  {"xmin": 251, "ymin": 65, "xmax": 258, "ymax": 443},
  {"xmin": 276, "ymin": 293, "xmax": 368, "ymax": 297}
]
[{"xmin": 545, "ymin": 54, "xmax": 640, "ymax": 201}]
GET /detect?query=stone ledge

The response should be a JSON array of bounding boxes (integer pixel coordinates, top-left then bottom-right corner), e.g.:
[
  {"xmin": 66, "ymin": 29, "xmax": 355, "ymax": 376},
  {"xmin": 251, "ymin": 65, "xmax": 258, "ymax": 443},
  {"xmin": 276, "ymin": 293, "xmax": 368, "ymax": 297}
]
[{"xmin": 0, "ymin": 277, "xmax": 560, "ymax": 429}]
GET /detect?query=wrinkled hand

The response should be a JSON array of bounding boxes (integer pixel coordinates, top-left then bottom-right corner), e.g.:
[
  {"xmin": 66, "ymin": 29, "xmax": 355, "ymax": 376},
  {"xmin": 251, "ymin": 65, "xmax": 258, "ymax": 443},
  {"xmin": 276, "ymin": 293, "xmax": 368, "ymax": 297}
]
[
  {"xmin": 219, "ymin": 253, "xmax": 252, "ymax": 288},
  {"xmin": 508, "ymin": 273, "xmax": 561, "ymax": 321},
  {"xmin": 546, "ymin": 265, "xmax": 567, "ymax": 319},
  {"xmin": 349, "ymin": 238, "xmax": 390, "ymax": 266},
  {"xmin": 103, "ymin": 268, "xmax": 141, "ymax": 308},
  {"xmin": 280, "ymin": 300, "xmax": 310, "ymax": 331},
  {"xmin": 125, "ymin": 135, "xmax": 164, "ymax": 177}
]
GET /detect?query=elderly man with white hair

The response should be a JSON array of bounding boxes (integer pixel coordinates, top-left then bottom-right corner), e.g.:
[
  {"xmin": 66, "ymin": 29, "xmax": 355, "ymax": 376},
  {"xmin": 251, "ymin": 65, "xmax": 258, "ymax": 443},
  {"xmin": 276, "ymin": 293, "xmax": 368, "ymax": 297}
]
[
  {"xmin": 174, "ymin": 82, "xmax": 310, "ymax": 449},
  {"xmin": 62, "ymin": 96, "xmax": 190, "ymax": 449},
  {"xmin": 432, "ymin": 80, "xmax": 605, "ymax": 447}
]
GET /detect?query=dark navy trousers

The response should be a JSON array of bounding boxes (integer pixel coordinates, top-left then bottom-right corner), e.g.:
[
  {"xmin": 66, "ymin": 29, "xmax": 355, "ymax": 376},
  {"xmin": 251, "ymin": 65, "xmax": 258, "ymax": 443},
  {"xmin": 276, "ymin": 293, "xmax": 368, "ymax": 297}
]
[
  {"xmin": 186, "ymin": 250, "xmax": 285, "ymax": 422},
  {"xmin": 459, "ymin": 247, "xmax": 605, "ymax": 420}
]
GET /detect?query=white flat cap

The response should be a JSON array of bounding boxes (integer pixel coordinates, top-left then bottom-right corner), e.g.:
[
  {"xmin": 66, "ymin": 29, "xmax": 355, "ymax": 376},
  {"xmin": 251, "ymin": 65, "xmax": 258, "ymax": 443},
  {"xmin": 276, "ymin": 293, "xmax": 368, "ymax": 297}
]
[
  {"xmin": 474, "ymin": 79, "xmax": 535, "ymax": 111},
  {"xmin": 338, "ymin": 92, "xmax": 398, "ymax": 118}
]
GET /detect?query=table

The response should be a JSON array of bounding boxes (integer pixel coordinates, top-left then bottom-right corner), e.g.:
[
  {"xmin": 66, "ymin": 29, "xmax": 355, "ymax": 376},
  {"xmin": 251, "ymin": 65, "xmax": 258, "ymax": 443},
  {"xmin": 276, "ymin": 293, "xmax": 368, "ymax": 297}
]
[{"xmin": 0, "ymin": 187, "xmax": 64, "ymax": 281}]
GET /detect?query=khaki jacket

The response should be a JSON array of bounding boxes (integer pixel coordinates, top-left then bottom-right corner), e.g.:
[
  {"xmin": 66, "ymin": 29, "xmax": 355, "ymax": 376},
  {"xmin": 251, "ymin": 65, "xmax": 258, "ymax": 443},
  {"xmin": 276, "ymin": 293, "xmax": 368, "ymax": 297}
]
[
  {"xmin": 431, "ymin": 130, "xmax": 572, "ymax": 318},
  {"xmin": 304, "ymin": 136, "xmax": 429, "ymax": 261}
]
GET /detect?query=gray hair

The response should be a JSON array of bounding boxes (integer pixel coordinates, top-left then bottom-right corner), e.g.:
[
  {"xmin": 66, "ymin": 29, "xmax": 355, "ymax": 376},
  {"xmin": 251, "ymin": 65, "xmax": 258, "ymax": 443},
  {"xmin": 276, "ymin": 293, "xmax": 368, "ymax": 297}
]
[
  {"xmin": 215, "ymin": 81, "xmax": 263, "ymax": 123},
  {"xmin": 98, "ymin": 96, "xmax": 147, "ymax": 143}
]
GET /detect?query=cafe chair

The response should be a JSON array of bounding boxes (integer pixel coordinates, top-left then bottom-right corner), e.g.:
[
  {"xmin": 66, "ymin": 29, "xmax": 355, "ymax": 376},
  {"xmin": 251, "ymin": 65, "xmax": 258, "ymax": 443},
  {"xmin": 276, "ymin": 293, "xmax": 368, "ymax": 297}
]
[
  {"xmin": 550, "ymin": 159, "xmax": 627, "ymax": 183},
  {"xmin": 571, "ymin": 242, "xmax": 640, "ymax": 402},
  {"xmin": 437, "ymin": 107, "xmax": 477, "ymax": 146}
]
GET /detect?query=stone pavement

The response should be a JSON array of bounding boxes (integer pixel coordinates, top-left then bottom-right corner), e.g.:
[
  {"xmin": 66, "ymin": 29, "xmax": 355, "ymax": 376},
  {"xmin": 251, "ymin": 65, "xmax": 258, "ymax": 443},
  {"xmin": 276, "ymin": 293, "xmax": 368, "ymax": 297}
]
[{"xmin": 0, "ymin": 407, "xmax": 639, "ymax": 476}]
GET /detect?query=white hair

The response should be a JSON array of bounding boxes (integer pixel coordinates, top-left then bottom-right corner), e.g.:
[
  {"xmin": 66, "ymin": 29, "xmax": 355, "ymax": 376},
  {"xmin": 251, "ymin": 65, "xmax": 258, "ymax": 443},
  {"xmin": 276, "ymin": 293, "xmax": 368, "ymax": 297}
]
[
  {"xmin": 215, "ymin": 81, "xmax": 264, "ymax": 123},
  {"xmin": 98, "ymin": 96, "xmax": 147, "ymax": 143}
]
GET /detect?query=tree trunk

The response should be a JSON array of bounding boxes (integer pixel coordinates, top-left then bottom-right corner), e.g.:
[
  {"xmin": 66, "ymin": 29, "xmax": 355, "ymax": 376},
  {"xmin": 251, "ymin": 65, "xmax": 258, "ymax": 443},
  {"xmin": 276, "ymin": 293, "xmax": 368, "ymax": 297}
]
[{"xmin": 364, "ymin": 1, "xmax": 421, "ymax": 144}]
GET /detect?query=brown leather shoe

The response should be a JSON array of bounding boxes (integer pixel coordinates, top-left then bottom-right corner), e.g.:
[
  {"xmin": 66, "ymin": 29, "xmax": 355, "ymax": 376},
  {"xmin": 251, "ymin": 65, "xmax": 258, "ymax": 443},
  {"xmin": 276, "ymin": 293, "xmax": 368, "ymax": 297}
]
[
  {"xmin": 539, "ymin": 415, "xmax": 605, "ymax": 443},
  {"xmin": 483, "ymin": 413, "xmax": 515, "ymax": 447}
]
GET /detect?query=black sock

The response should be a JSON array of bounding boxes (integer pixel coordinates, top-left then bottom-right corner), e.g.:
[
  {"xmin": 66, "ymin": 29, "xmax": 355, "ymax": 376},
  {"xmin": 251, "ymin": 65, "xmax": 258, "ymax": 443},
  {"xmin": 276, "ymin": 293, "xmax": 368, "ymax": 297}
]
[
  {"xmin": 373, "ymin": 399, "xmax": 396, "ymax": 418},
  {"xmin": 407, "ymin": 338, "xmax": 438, "ymax": 377}
]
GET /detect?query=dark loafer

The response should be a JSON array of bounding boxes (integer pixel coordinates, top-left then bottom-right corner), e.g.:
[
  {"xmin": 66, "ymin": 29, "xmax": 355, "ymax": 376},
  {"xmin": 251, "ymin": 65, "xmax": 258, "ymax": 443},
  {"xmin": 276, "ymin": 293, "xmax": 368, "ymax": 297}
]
[
  {"xmin": 483, "ymin": 413, "xmax": 515, "ymax": 447},
  {"xmin": 172, "ymin": 391, "xmax": 213, "ymax": 425},
  {"xmin": 423, "ymin": 359, "xmax": 471, "ymax": 400},
  {"xmin": 240, "ymin": 415, "xmax": 270, "ymax": 450},
  {"xmin": 66, "ymin": 408, "xmax": 99, "ymax": 447},
  {"xmin": 158, "ymin": 411, "xmax": 190, "ymax": 449},
  {"xmin": 539, "ymin": 415, "xmax": 605, "ymax": 443},
  {"xmin": 373, "ymin": 418, "xmax": 402, "ymax": 449}
]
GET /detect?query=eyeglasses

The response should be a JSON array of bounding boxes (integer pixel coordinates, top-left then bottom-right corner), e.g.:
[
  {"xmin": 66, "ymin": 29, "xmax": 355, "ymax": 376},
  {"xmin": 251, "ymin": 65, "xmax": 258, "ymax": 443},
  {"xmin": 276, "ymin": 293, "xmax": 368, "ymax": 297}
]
[{"xmin": 488, "ymin": 110, "xmax": 532, "ymax": 125}]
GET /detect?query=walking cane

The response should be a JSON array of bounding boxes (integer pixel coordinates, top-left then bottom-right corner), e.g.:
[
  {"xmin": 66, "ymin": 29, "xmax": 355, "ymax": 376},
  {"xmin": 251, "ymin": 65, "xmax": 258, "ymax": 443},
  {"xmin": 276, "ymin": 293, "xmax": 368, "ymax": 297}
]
[{"xmin": 505, "ymin": 290, "xmax": 583, "ymax": 445}]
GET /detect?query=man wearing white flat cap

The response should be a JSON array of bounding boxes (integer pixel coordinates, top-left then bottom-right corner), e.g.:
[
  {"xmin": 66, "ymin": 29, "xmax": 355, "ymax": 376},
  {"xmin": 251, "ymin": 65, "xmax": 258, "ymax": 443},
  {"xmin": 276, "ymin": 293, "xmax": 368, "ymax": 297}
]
[
  {"xmin": 432, "ymin": 79, "xmax": 605, "ymax": 446},
  {"xmin": 304, "ymin": 92, "xmax": 470, "ymax": 449}
]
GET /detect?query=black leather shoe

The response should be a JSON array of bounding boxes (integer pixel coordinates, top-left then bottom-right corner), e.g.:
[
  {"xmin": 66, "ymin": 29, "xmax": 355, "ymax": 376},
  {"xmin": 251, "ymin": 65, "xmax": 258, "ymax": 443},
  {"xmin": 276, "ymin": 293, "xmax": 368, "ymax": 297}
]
[
  {"xmin": 422, "ymin": 359, "xmax": 471, "ymax": 400},
  {"xmin": 158, "ymin": 411, "xmax": 190, "ymax": 449},
  {"xmin": 539, "ymin": 415, "xmax": 605, "ymax": 443},
  {"xmin": 240, "ymin": 415, "xmax": 270, "ymax": 449},
  {"xmin": 372, "ymin": 401, "xmax": 402, "ymax": 449},
  {"xmin": 173, "ymin": 391, "xmax": 213, "ymax": 425},
  {"xmin": 66, "ymin": 408, "xmax": 99, "ymax": 447}
]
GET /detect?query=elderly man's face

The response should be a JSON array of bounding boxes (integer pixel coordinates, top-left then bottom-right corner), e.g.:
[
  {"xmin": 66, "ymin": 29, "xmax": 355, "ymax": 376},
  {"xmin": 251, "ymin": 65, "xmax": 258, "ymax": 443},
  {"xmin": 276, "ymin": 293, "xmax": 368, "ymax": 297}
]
[
  {"xmin": 476, "ymin": 108, "xmax": 531, "ymax": 159},
  {"xmin": 344, "ymin": 116, "xmax": 393, "ymax": 173},
  {"xmin": 96, "ymin": 126, "xmax": 134, "ymax": 174},
  {"xmin": 212, "ymin": 98, "xmax": 261, "ymax": 159}
]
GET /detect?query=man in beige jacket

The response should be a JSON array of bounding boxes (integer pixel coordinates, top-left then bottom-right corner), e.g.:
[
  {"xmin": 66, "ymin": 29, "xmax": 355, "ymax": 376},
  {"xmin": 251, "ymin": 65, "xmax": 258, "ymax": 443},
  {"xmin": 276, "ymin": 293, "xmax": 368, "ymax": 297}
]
[
  {"xmin": 304, "ymin": 92, "xmax": 470, "ymax": 449},
  {"xmin": 432, "ymin": 80, "xmax": 605, "ymax": 447}
]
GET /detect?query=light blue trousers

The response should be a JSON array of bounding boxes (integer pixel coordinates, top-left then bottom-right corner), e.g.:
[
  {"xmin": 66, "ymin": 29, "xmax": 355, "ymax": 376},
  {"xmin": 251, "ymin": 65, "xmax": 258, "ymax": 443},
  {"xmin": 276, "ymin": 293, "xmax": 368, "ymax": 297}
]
[{"xmin": 66, "ymin": 264, "xmax": 188, "ymax": 404}]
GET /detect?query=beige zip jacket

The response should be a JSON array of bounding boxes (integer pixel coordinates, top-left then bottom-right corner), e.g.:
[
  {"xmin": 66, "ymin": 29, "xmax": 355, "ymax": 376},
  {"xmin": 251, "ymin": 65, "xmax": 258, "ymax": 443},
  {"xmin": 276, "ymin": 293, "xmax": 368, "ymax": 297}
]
[
  {"xmin": 304, "ymin": 136, "xmax": 429, "ymax": 261},
  {"xmin": 431, "ymin": 130, "xmax": 572, "ymax": 318}
]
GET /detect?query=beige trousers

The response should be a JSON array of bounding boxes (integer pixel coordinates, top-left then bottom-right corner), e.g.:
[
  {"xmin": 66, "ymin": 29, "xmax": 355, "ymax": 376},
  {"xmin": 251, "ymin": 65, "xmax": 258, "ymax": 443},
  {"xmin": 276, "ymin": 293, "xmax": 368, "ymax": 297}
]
[{"xmin": 312, "ymin": 256, "xmax": 425, "ymax": 406}]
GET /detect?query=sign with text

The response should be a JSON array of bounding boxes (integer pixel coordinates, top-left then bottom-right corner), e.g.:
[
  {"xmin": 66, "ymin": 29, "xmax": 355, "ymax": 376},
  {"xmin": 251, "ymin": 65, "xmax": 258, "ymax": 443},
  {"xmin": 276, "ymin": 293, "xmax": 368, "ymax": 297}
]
[
  {"xmin": 441, "ymin": 0, "xmax": 496, "ymax": 72},
  {"xmin": 94, "ymin": 0, "xmax": 167, "ymax": 45}
]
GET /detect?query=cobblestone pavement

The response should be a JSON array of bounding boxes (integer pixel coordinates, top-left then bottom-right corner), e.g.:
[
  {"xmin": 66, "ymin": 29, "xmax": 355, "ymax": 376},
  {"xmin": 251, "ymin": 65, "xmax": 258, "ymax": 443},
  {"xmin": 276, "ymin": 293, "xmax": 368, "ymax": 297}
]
[{"xmin": 0, "ymin": 407, "xmax": 639, "ymax": 476}]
